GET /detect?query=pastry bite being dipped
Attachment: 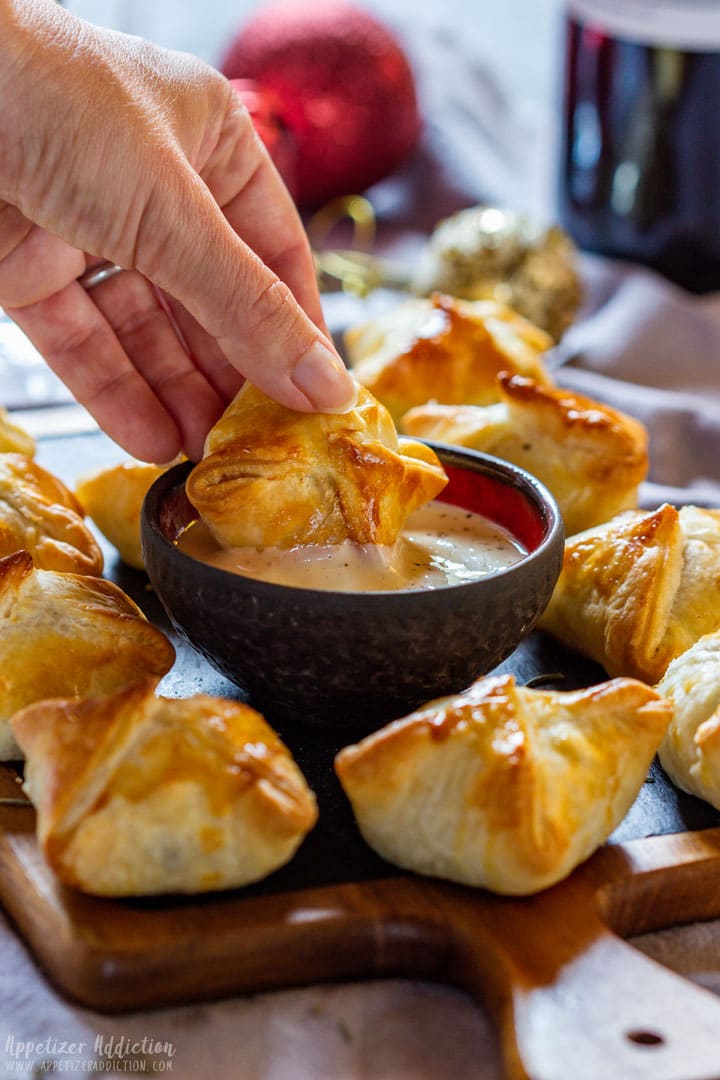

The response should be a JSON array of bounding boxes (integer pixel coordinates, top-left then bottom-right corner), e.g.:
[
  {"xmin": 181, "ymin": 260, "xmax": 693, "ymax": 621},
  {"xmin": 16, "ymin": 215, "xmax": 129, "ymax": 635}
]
[
  {"xmin": 655, "ymin": 630, "xmax": 720, "ymax": 810},
  {"xmin": 0, "ymin": 409, "xmax": 35, "ymax": 456},
  {"xmin": 335, "ymin": 673, "xmax": 671, "ymax": 895},
  {"xmin": 11, "ymin": 679, "xmax": 318, "ymax": 897},
  {"xmin": 538, "ymin": 504, "xmax": 720, "ymax": 684},
  {"xmin": 182, "ymin": 380, "xmax": 522, "ymax": 595},
  {"xmin": 0, "ymin": 452, "xmax": 103, "ymax": 575},
  {"xmin": 76, "ymin": 458, "xmax": 175, "ymax": 570},
  {"xmin": 0, "ymin": 550, "xmax": 175, "ymax": 760},
  {"xmin": 343, "ymin": 292, "xmax": 554, "ymax": 424},
  {"xmin": 186, "ymin": 379, "xmax": 448, "ymax": 550},
  {"xmin": 401, "ymin": 373, "xmax": 648, "ymax": 536}
]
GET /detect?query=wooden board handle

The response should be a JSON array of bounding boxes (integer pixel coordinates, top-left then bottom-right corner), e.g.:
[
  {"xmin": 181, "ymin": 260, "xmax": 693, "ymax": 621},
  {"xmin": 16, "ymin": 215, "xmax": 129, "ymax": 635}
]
[{"xmin": 429, "ymin": 880, "xmax": 720, "ymax": 1080}]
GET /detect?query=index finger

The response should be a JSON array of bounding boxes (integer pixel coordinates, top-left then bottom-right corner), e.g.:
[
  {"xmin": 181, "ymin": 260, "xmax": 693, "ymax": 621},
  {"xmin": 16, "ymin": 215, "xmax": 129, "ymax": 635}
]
[
  {"xmin": 201, "ymin": 94, "xmax": 327, "ymax": 333},
  {"xmin": 133, "ymin": 120, "xmax": 355, "ymax": 414}
]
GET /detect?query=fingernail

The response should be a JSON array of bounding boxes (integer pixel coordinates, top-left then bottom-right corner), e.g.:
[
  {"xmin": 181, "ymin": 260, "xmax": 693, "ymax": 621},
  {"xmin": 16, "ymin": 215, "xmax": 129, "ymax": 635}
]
[{"xmin": 293, "ymin": 342, "xmax": 358, "ymax": 413}]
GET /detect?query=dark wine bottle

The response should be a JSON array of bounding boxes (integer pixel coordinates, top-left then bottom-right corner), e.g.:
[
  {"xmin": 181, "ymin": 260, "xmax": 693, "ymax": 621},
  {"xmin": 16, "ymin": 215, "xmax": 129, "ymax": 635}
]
[{"xmin": 558, "ymin": 0, "xmax": 720, "ymax": 291}]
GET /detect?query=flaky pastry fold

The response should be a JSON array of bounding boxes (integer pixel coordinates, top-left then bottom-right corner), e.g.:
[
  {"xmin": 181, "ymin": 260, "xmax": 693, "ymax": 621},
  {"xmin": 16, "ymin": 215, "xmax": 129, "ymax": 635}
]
[
  {"xmin": 0, "ymin": 409, "xmax": 35, "ymax": 456},
  {"xmin": 0, "ymin": 452, "xmax": 102, "ymax": 574},
  {"xmin": 344, "ymin": 293, "xmax": 553, "ymax": 423},
  {"xmin": 76, "ymin": 459, "xmax": 171, "ymax": 570},
  {"xmin": 656, "ymin": 631, "xmax": 720, "ymax": 810},
  {"xmin": 11, "ymin": 679, "xmax": 318, "ymax": 896},
  {"xmin": 402, "ymin": 373, "xmax": 648, "ymax": 535},
  {"xmin": 0, "ymin": 550, "xmax": 175, "ymax": 759},
  {"xmin": 186, "ymin": 381, "xmax": 447, "ymax": 549},
  {"xmin": 335, "ymin": 673, "xmax": 670, "ymax": 895},
  {"xmin": 537, "ymin": 504, "xmax": 720, "ymax": 683}
]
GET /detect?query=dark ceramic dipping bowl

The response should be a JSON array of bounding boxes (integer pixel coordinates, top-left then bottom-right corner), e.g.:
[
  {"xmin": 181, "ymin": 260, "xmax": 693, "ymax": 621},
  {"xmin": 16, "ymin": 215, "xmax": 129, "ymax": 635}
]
[{"xmin": 141, "ymin": 446, "xmax": 564, "ymax": 730}]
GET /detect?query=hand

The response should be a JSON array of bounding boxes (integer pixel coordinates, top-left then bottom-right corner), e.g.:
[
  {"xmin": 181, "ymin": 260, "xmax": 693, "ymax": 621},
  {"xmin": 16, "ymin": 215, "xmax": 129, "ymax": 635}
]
[{"xmin": 0, "ymin": 0, "xmax": 355, "ymax": 462}]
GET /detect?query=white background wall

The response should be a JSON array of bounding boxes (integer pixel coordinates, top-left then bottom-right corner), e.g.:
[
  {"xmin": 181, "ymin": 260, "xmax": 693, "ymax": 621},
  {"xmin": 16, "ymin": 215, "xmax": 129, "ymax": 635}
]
[{"xmin": 63, "ymin": 0, "xmax": 566, "ymax": 128}]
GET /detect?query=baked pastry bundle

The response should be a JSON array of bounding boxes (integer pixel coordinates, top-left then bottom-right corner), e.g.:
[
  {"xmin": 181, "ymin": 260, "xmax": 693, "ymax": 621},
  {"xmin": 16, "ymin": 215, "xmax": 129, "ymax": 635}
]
[
  {"xmin": 11, "ymin": 679, "xmax": 318, "ymax": 897},
  {"xmin": 401, "ymin": 373, "xmax": 649, "ymax": 536},
  {"xmin": 538, "ymin": 504, "xmax": 720, "ymax": 684},
  {"xmin": 0, "ymin": 549, "xmax": 175, "ymax": 760},
  {"xmin": 76, "ymin": 459, "xmax": 171, "ymax": 570},
  {"xmin": 186, "ymin": 380, "xmax": 447, "ymax": 549},
  {"xmin": 0, "ymin": 452, "xmax": 103, "ymax": 575},
  {"xmin": 0, "ymin": 409, "xmax": 35, "ymax": 456},
  {"xmin": 335, "ymin": 673, "xmax": 671, "ymax": 895},
  {"xmin": 343, "ymin": 292, "xmax": 554, "ymax": 423},
  {"xmin": 655, "ymin": 631, "xmax": 720, "ymax": 810}
]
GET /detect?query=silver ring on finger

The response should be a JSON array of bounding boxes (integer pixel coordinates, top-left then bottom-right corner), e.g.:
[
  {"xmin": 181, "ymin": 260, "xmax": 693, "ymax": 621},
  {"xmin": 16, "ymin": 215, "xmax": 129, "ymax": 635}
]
[{"xmin": 77, "ymin": 261, "xmax": 125, "ymax": 291}]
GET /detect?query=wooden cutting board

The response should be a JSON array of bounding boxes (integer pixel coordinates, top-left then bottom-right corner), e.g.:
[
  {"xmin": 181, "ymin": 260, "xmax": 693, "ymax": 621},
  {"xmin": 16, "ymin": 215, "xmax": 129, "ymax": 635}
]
[
  {"xmin": 2, "ymin": 428, "xmax": 720, "ymax": 1080},
  {"xmin": 3, "ymin": 765, "xmax": 720, "ymax": 1080}
]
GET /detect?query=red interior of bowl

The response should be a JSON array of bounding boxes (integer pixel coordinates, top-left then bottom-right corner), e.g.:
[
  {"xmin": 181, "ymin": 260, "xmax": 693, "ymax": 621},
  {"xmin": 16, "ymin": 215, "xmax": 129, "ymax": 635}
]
[{"xmin": 437, "ymin": 464, "xmax": 546, "ymax": 552}]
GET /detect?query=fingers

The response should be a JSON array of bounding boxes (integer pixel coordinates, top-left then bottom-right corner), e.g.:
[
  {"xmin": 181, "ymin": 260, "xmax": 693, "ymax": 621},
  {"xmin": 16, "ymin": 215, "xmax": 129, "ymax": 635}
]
[
  {"xmin": 8, "ymin": 280, "xmax": 187, "ymax": 463},
  {"xmin": 87, "ymin": 270, "xmax": 231, "ymax": 460},
  {"xmin": 137, "ymin": 102, "xmax": 356, "ymax": 415},
  {"xmin": 0, "ymin": 215, "xmax": 191, "ymax": 461},
  {"xmin": 0, "ymin": 204, "xmax": 85, "ymax": 308},
  {"xmin": 161, "ymin": 294, "xmax": 246, "ymax": 403},
  {"xmin": 138, "ymin": 168, "xmax": 355, "ymax": 416},
  {"xmin": 199, "ymin": 92, "xmax": 329, "ymax": 335},
  {"xmin": 0, "ymin": 200, "xmax": 240, "ymax": 461}
]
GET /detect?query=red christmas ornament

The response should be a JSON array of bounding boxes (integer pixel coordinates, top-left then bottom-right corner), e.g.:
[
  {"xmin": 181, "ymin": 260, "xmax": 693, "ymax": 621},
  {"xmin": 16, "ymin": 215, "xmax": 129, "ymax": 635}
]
[{"xmin": 221, "ymin": 0, "xmax": 421, "ymax": 208}]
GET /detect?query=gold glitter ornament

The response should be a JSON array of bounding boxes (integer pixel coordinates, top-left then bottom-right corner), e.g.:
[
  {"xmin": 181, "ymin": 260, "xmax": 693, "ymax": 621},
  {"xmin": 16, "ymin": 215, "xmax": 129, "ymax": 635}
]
[{"xmin": 411, "ymin": 206, "xmax": 583, "ymax": 343}]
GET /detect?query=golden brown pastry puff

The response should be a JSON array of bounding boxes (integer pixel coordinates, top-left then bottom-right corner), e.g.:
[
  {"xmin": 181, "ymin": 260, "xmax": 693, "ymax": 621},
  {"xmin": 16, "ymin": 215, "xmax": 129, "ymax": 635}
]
[
  {"xmin": 11, "ymin": 679, "xmax": 318, "ymax": 897},
  {"xmin": 538, "ymin": 504, "xmax": 720, "ymax": 684},
  {"xmin": 186, "ymin": 380, "xmax": 448, "ymax": 549},
  {"xmin": 656, "ymin": 631, "xmax": 720, "ymax": 810},
  {"xmin": 0, "ymin": 452, "xmax": 103, "ymax": 575},
  {"xmin": 0, "ymin": 409, "xmax": 35, "ymax": 456},
  {"xmin": 335, "ymin": 673, "xmax": 670, "ymax": 895},
  {"xmin": 401, "ymin": 373, "xmax": 649, "ymax": 536},
  {"xmin": 75, "ymin": 459, "xmax": 171, "ymax": 570},
  {"xmin": 0, "ymin": 550, "xmax": 175, "ymax": 760},
  {"xmin": 344, "ymin": 292, "xmax": 553, "ymax": 423}
]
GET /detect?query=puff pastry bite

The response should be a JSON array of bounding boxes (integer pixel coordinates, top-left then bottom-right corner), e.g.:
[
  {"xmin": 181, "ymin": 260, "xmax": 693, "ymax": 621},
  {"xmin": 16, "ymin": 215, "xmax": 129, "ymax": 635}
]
[
  {"xmin": 402, "ymin": 373, "xmax": 648, "ymax": 536},
  {"xmin": 656, "ymin": 631, "xmax": 720, "ymax": 810},
  {"xmin": 335, "ymin": 673, "xmax": 671, "ymax": 895},
  {"xmin": 11, "ymin": 680, "xmax": 318, "ymax": 896},
  {"xmin": 76, "ymin": 459, "xmax": 171, "ymax": 570},
  {"xmin": 186, "ymin": 380, "xmax": 448, "ymax": 549},
  {"xmin": 344, "ymin": 292, "xmax": 554, "ymax": 423},
  {"xmin": 0, "ymin": 550, "xmax": 175, "ymax": 760},
  {"xmin": 538, "ymin": 504, "xmax": 720, "ymax": 684},
  {"xmin": 0, "ymin": 452, "xmax": 103, "ymax": 575},
  {"xmin": 0, "ymin": 409, "xmax": 35, "ymax": 456}
]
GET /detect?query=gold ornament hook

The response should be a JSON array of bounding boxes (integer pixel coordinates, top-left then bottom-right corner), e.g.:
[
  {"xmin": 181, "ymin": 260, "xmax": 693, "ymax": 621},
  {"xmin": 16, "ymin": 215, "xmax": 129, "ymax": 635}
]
[
  {"xmin": 309, "ymin": 195, "xmax": 412, "ymax": 297},
  {"xmin": 308, "ymin": 194, "xmax": 378, "ymax": 252}
]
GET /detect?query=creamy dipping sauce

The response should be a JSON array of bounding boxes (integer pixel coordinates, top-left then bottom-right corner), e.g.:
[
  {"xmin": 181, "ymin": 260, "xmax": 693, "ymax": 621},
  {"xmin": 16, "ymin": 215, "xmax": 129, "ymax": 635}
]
[{"xmin": 177, "ymin": 501, "xmax": 527, "ymax": 593}]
